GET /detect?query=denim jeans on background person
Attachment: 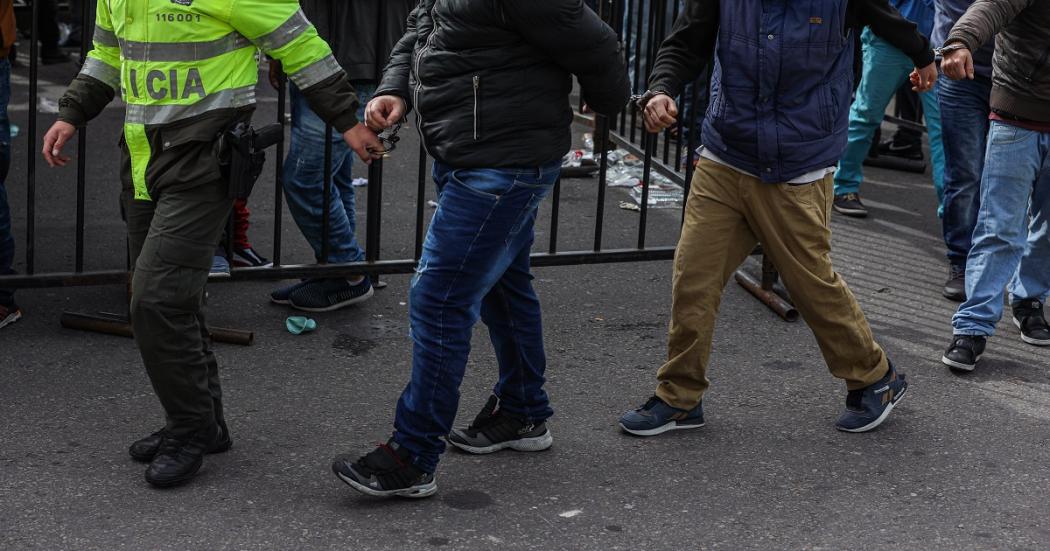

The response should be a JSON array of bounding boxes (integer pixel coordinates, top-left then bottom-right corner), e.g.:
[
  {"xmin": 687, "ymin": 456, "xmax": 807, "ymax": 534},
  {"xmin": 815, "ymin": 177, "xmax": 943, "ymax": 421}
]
[
  {"xmin": 282, "ymin": 82, "xmax": 376, "ymax": 265},
  {"xmin": 953, "ymin": 122, "xmax": 1050, "ymax": 337},
  {"xmin": 834, "ymin": 29, "xmax": 945, "ymax": 206},
  {"xmin": 939, "ymin": 77, "xmax": 993, "ymax": 268},
  {"xmin": 0, "ymin": 59, "xmax": 15, "ymax": 307},
  {"xmin": 393, "ymin": 160, "xmax": 561, "ymax": 473}
]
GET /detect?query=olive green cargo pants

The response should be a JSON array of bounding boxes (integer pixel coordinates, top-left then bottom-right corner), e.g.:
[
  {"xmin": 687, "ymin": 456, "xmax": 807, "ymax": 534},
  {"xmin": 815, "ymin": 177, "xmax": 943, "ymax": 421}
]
[
  {"xmin": 122, "ymin": 179, "xmax": 232, "ymax": 438},
  {"xmin": 655, "ymin": 158, "xmax": 890, "ymax": 410}
]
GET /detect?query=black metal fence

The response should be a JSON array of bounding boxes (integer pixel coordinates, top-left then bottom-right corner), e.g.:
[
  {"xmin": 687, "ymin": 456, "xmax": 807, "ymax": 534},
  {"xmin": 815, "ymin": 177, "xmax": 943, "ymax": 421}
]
[{"xmin": 1, "ymin": 0, "xmax": 719, "ymax": 296}]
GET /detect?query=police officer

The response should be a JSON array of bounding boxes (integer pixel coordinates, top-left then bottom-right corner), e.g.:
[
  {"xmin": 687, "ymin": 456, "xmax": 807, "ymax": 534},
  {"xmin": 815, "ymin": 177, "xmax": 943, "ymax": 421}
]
[{"xmin": 42, "ymin": 0, "xmax": 382, "ymax": 488}]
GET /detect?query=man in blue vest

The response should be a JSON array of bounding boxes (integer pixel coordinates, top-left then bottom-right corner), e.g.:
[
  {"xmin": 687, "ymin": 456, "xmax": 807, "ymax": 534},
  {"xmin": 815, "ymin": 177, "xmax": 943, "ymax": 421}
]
[{"xmin": 619, "ymin": 0, "xmax": 936, "ymax": 436}]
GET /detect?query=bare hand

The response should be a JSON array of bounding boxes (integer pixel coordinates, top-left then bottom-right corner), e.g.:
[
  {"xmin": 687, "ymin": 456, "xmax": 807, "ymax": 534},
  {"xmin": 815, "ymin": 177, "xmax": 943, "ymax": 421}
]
[
  {"xmin": 909, "ymin": 62, "xmax": 939, "ymax": 93},
  {"xmin": 342, "ymin": 123, "xmax": 384, "ymax": 163},
  {"xmin": 42, "ymin": 121, "xmax": 77, "ymax": 167},
  {"xmin": 941, "ymin": 47, "xmax": 974, "ymax": 81},
  {"xmin": 268, "ymin": 59, "xmax": 284, "ymax": 91},
  {"xmin": 642, "ymin": 94, "xmax": 678, "ymax": 134},
  {"xmin": 365, "ymin": 95, "xmax": 406, "ymax": 132}
]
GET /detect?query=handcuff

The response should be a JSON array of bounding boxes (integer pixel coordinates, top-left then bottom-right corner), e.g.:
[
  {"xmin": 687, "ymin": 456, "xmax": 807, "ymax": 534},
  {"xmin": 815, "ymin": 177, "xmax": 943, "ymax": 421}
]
[
  {"xmin": 934, "ymin": 42, "xmax": 968, "ymax": 59},
  {"xmin": 630, "ymin": 89, "xmax": 672, "ymax": 111}
]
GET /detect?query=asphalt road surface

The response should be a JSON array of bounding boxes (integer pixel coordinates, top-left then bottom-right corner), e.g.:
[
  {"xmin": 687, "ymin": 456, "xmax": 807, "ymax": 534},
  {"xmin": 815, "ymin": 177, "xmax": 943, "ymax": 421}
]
[{"xmin": 2, "ymin": 60, "xmax": 1049, "ymax": 551}]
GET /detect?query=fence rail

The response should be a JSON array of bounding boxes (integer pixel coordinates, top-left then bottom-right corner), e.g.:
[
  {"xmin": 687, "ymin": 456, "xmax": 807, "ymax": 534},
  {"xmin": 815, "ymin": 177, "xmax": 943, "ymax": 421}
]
[{"xmin": 0, "ymin": 0, "xmax": 706, "ymax": 294}]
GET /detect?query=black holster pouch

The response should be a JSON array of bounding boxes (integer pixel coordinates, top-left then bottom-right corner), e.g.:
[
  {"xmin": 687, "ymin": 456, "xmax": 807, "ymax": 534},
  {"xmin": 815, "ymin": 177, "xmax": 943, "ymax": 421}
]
[{"xmin": 218, "ymin": 122, "xmax": 283, "ymax": 199}]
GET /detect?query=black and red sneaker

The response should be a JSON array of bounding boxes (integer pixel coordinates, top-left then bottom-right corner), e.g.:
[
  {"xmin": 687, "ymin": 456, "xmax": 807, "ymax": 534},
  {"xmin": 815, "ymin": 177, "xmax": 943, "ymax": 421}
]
[{"xmin": 331, "ymin": 440, "xmax": 436, "ymax": 499}]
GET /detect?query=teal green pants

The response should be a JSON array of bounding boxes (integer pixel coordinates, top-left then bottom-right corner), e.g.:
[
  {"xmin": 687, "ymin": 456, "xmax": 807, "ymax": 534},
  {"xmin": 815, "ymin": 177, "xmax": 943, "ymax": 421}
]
[{"xmin": 834, "ymin": 28, "xmax": 945, "ymax": 209}]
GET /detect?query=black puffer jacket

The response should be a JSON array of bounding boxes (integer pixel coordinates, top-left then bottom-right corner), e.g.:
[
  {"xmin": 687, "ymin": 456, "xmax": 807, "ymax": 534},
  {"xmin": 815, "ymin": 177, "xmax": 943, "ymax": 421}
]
[
  {"xmin": 300, "ymin": 0, "xmax": 416, "ymax": 83},
  {"xmin": 377, "ymin": 0, "xmax": 630, "ymax": 168}
]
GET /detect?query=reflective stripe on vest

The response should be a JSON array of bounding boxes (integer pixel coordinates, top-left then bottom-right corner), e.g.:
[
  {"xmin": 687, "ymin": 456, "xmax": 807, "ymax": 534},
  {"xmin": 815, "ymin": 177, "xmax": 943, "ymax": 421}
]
[{"xmin": 80, "ymin": 1, "xmax": 342, "ymax": 201}]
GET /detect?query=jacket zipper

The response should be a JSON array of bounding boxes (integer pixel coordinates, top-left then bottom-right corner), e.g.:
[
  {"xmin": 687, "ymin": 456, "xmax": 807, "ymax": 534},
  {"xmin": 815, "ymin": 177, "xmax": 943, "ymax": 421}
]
[
  {"xmin": 1025, "ymin": 47, "xmax": 1050, "ymax": 82},
  {"xmin": 414, "ymin": 3, "xmax": 439, "ymax": 157},
  {"xmin": 472, "ymin": 75, "xmax": 480, "ymax": 140}
]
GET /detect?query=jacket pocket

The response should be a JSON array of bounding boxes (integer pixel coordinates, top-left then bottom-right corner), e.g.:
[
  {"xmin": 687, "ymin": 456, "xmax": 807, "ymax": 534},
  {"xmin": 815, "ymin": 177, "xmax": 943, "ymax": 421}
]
[{"xmin": 472, "ymin": 75, "xmax": 481, "ymax": 141}]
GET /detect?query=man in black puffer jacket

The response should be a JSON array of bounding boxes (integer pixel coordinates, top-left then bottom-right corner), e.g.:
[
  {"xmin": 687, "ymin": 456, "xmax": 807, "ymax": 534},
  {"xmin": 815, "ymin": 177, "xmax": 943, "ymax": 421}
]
[{"xmin": 331, "ymin": 0, "xmax": 629, "ymax": 499}]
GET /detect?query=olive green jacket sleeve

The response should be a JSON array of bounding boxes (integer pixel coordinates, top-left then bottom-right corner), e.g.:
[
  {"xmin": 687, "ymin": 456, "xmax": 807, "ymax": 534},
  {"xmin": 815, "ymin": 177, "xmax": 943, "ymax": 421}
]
[{"xmin": 58, "ymin": 1, "xmax": 120, "ymax": 127}]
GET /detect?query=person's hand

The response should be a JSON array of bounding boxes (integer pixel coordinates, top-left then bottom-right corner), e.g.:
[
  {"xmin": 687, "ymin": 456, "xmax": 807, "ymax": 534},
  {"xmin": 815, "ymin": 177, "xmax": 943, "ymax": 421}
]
[
  {"xmin": 268, "ymin": 59, "xmax": 284, "ymax": 91},
  {"xmin": 42, "ymin": 121, "xmax": 77, "ymax": 167},
  {"xmin": 642, "ymin": 93, "xmax": 678, "ymax": 133},
  {"xmin": 909, "ymin": 62, "xmax": 939, "ymax": 93},
  {"xmin": 941, "ymin": 47, "xmax": 974, "ymax": 81},
  {"xmin": 342, "ymin": 122, "xmax": 384, "ymax": 163},
  {"xmin": 365, "ymin": 95, "xmax": 406, "ymax": 132}
]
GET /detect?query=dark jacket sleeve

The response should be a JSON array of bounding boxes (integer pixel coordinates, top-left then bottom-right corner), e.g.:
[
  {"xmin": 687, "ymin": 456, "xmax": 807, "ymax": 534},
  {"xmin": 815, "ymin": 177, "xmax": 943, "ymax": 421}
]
[
  {"xmin": 375, "ymin": 4, "xmax": 420, "ymax": 111},
  {"xmin": 500, "ymin": 0, "xmax": 630, "ymax": 116},
  {"xmin": 299, "ymin": 73, "xmax": 362, "ymax": 133},
  {"xmin": 851, "ymin": 0, "xmax": 935, "ymax": 67},
  {"xmin": 947, "ymin": 0, "xmax": 1034, "ymax": 53},
  {"xmin": 646, "ymin": 0, "xmax": 720, "ymax": 99},
  {"xmin": 58, "ymin": 75, "xmax": 116, "ymax": 128}
]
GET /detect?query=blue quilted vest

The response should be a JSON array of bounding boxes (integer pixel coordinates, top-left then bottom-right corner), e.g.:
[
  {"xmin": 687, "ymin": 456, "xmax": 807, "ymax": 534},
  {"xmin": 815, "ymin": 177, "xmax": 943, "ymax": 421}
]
[{"xmin": 702, "ymin": 0, "xmax": 855, "ymax": 183}]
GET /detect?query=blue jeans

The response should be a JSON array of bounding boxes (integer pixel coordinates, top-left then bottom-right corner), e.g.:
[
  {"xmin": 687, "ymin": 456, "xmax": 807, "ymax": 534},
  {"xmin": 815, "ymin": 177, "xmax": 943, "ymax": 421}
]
[
  {"xmin": 0, "ymin": 59, "xmax": 14, "ymax": 306},
  {"xmin": 282, "ymin": 83, "xmax": 376, "ymax": 265},
  {"xmin": 953, "ymin": 122, "xmax": 1050, "ymax": 336},
  {"xmin": 834, "ymin": 29, "xmax": 945, "ymax": 206},
  {"xmin": 939, "ymin": 77, "xmax": 992, "ymax": 267},
  {"xmin": 393, "ymin": 160, "xmax": 560, "ymax": 473}
]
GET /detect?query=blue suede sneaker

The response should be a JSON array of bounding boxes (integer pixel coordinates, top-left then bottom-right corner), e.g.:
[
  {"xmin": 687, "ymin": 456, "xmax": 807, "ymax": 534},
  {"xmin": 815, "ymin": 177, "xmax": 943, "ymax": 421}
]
[
  {"xmin": 619, "ymin": 396, "xmax": 704, "ymax": 437},
  {"xmin": 835, "ymin": 363, "xmax": 908, "ymax": 433}
]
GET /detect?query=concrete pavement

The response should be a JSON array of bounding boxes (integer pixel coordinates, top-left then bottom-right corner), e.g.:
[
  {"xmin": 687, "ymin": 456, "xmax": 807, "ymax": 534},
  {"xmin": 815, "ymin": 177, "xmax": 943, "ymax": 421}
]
[{"xmin": 2, "ymin": 60, "xmax": 1049, "ymax": 551}]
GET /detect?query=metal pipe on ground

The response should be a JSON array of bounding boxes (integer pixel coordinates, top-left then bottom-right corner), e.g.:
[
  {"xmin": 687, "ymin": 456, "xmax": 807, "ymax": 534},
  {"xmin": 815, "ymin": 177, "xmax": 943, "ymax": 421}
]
[
  {"xmin": 734, "ymin": 255, "xmax": 799, "ymax": 322},
  {"xmin": 60, "ymin": 312, "xmax": 255, "ymax": 346}
]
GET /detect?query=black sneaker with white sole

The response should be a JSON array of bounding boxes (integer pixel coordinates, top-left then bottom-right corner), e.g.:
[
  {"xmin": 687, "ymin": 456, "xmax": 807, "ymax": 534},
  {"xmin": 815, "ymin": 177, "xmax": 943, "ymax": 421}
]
[
  {"xmin": 447, "ymin": 395, "xmax": 553, "ymax": 454},
  {"xmin": 232, "ymin": 246, "xmax": 272, "ymax": 268},
  {"xmin": 1012, "ymin": 299, "xmax": 1050, "ymax": 346},
  {"xmin": 332, "ymin": 440, "xmax": 437, "ymax": 499},
  {"xmin": 270, "ymin": 279, "xmax": 313, "ymax": 305},
  {"xmin": 833, "ymin": 193, "xmax": 868, "ymax": 218},
  {"xmin": 942, "ymin": 335, "xmax": 987, "ymax": 371},
  {"xmin": 288, "ymin": 277, "xmax": 374, "ymax": 312}
]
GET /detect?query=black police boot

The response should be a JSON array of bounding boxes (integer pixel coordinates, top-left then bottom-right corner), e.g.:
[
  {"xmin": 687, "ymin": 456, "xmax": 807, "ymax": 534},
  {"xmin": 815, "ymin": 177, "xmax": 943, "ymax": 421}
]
[
  {"xmin": 129, "ymin": 419, "xmax": 232, "ymax": 463},
  {"xmin": 144, "ymin": 425, "xmax": 221, "ymax": 488}
]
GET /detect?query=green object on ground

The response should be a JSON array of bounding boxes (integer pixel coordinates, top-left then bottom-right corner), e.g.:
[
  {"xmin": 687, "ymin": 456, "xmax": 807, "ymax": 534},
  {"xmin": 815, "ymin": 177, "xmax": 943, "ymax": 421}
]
[{"xmin": 286, "ymin": 316, "xmax": 318, "ymax": 335}]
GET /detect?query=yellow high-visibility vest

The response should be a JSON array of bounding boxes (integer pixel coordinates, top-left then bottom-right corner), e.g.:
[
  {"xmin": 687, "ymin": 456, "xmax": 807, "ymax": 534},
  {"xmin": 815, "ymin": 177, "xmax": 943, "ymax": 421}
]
[{"xmin": 80, "ymin": 0, "xmax": 341, "ymax": 200}]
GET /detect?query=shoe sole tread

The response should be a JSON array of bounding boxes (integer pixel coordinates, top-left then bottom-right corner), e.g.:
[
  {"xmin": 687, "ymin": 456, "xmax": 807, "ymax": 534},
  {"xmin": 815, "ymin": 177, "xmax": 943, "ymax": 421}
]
[
  {"xmin": 447, "ymin": 431, "xmax": 553, "ymax": 454},
  {"xmin": 333, "ymin": 469, "xmax": 437, "ymax": 499},
  {"xmin": 619, "ymin": 419, "xmax": 705, "ymax": 437}
]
